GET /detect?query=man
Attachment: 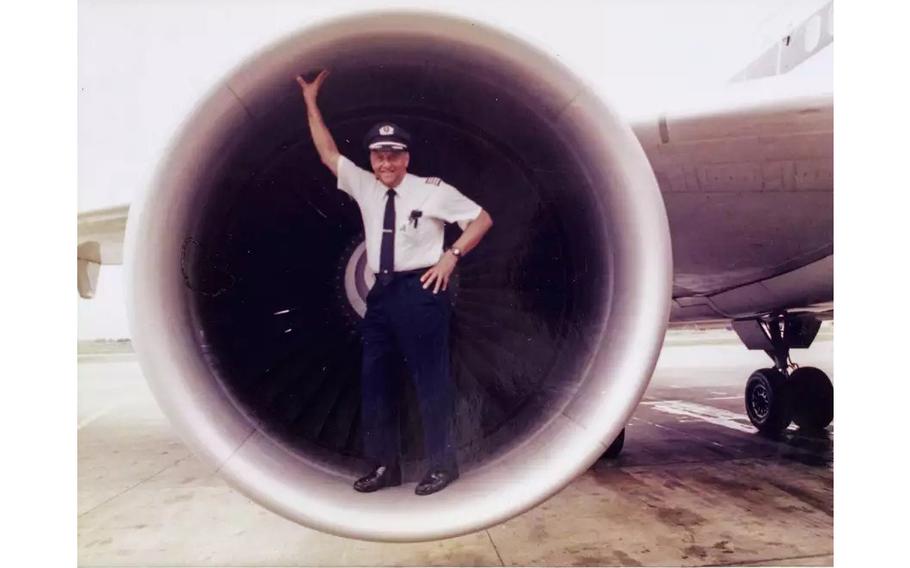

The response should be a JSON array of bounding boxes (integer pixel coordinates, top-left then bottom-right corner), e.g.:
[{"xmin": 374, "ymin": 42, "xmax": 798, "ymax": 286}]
[{"xmin": 296, "ymin": 70, "xmax": 494, "ymax": 496}]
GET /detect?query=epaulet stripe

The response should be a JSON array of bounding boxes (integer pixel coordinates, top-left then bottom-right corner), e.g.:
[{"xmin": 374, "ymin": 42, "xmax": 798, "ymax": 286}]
[{"xmin": 425, "ymin": 177, "xmax": 442, "ymax": 186}]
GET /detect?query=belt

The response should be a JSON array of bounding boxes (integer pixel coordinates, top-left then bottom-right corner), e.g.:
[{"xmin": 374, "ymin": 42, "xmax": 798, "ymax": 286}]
[{"xmin": 376, "ymin": 266, "xmax": 432, "ymax": 284}]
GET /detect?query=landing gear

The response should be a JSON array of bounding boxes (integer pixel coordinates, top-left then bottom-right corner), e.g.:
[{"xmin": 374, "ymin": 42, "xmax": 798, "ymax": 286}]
[
  {"xmin": 790, "ymin": 366, "xmax": 834, "ymax": 430},
  {"xmin": 733, "ymin": 313, "xmax": 832, "ymax": 436},
  {"xmin": 745, "ymin": 368, "xmax": 792, "ymax": 436},
  {"xmin": 601, "ymin": 428, "xmax": 625, "ymax": 459}
]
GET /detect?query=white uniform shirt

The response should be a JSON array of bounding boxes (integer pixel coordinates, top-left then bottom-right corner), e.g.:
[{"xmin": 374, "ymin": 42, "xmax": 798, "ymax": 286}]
[{"xmin": 337, "ymin": 155, "xmax": 483, "ymax": 274}]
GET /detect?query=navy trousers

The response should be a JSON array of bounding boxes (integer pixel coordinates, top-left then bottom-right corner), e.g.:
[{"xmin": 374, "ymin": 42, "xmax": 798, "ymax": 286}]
[{"xmin": 359, "ymin": 271, "xmax": 457, "ymax": 472}]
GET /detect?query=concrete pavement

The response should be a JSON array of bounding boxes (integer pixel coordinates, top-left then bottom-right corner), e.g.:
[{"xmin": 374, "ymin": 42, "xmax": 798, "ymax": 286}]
[{"xmin": 78, "ymin": 325, "xmax": 833, "ymax": 566}]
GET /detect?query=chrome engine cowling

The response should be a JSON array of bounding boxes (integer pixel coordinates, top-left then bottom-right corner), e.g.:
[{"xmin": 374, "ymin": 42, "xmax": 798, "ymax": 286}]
[{"xmin": 126, "ymin": 11, "xmax": 672, "ymax": 542}]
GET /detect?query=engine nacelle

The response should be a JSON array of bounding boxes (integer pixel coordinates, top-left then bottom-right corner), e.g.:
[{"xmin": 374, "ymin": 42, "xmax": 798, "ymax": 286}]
[{"xmin": 125, "ymin": 11, "xmax": 672, "ymax": 541}]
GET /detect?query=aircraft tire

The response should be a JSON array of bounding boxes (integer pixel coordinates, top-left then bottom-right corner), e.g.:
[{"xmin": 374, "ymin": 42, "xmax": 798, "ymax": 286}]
[
  {"xmin": 790, "ymin": 366, "xmax": 834, "ymax": 431},
  {"xmin": 745, "ymin": 368, "xmax": 792, "ymax": 436},
  {"xmin": 601, "ymin": 428, "xmax": 625, "ymax": 459}
]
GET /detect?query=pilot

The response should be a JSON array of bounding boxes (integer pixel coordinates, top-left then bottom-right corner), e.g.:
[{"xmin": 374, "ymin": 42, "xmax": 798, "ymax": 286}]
[{"xmin": 296, "ymin": 70, "xmax": 494, "ymax": 495}]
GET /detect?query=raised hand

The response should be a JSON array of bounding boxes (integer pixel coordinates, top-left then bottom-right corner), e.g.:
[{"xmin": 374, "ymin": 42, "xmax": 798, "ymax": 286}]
[
  {"xmin": 296, "ymin": 69, "xmax": 340, "ymax": 175},
  {"xmin": 295, "ymin": 69, "xmax": 330, "ymax": 104}
]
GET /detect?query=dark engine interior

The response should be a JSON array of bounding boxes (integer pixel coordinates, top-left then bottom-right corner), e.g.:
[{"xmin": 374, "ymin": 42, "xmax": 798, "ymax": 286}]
[{"xmin": 179, "ymin": 38, "xmax": 610, "ymax": 476}]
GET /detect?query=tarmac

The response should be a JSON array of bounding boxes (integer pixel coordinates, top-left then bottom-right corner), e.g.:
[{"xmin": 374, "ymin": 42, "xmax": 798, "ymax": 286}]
[{"xmin": 78, "ymin": 325, "xmax": 833, "ymax": 567}]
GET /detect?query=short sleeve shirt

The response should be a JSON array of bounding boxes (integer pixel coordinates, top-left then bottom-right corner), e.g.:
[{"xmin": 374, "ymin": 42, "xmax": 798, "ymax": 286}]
[{"xmin": 336, "ymin": 155, "xmax": 482, "ymax": 274}]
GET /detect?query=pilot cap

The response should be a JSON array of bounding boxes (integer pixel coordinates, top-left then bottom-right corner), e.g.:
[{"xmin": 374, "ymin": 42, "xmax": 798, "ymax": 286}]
[{"xmin": 364, "ymin": 122, "xmax": 411, "ymax": 151}]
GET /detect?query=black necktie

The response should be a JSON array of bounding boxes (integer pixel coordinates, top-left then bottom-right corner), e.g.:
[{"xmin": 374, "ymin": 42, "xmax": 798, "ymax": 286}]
[{"xmin": 379, "ymin": 188, "xmax": 396, "ymax": 283}]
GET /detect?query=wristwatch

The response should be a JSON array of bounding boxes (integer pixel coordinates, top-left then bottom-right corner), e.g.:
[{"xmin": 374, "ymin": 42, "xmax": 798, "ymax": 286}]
[{"xmin": 448, "ymin": 247, "xmax": 463, "ymax": 259}]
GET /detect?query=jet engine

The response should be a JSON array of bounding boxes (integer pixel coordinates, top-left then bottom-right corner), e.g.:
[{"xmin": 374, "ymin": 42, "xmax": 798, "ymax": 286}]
[{"xmin": 125, "ymin": 11, "xmax": 672, "ymax": 541}]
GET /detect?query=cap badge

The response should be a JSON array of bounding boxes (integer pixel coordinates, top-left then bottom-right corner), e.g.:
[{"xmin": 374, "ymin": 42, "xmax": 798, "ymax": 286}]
[{"xmin": 379, "ymin": 125, "xmax": 394, "ymax": 135}]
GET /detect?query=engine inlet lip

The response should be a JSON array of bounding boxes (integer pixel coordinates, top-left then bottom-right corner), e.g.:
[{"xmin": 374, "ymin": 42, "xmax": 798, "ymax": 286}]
[{"xmin": 125, "ymin": 9, "xmax": 672, "ymax": 542}]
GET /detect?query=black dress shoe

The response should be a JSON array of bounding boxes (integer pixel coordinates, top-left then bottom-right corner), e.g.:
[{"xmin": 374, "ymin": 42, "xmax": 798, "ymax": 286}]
[
  {"xmin": 415, "ymin": 468, "xmax": 459, "ymax": 496},
  {"xmin": 353, "ymin": 464, "xmax": 402, "ymax": 493}
]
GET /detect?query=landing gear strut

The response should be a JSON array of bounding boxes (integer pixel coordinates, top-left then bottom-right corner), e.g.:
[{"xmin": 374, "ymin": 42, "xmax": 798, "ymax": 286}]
[
  {"xmin": 733, "ymin": 313, "xmax": 833, "ymax": 436},
  {"xmin": 601, "ymin": 428, "xmax": 625, "ymax": 459}
]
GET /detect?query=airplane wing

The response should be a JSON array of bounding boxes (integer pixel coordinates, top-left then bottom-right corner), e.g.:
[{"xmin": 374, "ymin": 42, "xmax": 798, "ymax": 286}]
[
  {"xmin": 77, "ymin": 205, "xmax": 128, "ymax": 298},
  {"xmin": 632, "ymin": 77, "xmax": 833, "ymax": 325}
]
